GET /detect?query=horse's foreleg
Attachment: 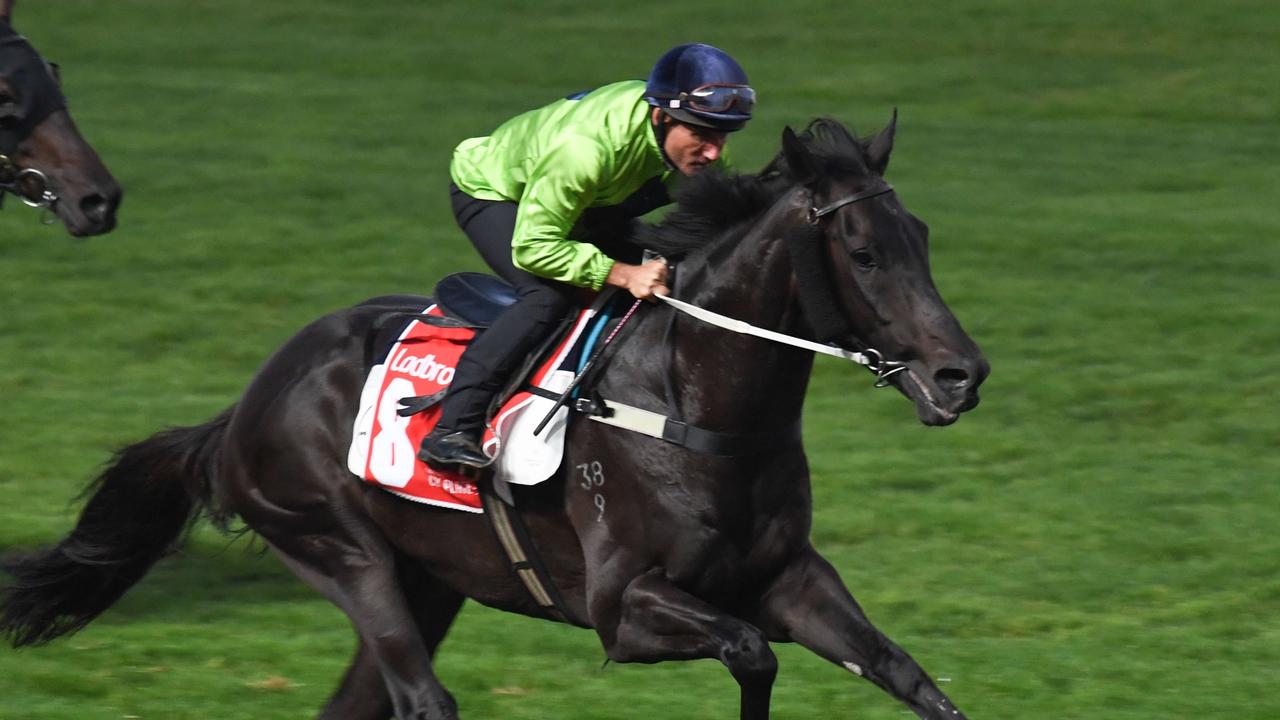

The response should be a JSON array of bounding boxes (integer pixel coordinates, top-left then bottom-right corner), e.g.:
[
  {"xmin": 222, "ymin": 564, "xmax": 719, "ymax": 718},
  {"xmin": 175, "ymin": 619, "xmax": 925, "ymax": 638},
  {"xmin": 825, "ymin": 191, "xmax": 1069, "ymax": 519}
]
[
  {"xmin": 755, "ymin": 548, "xmax": 967, "ymax": 720},
  {"xmin": 597, "ymin": 568, "xmax": 777, "ymax": 720}
]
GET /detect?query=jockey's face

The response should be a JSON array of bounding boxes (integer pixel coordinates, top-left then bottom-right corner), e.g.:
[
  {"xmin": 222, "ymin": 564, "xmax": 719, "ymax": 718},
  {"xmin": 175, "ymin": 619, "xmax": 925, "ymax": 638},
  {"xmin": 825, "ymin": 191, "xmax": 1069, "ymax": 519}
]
[{"xmin": 657, "ymin": 110, "xmax": 728, "ymax": 176}]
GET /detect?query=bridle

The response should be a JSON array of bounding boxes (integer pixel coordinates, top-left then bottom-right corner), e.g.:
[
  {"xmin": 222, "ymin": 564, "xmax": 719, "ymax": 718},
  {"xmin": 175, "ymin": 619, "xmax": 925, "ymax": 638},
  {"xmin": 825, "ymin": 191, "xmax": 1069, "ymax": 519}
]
[
  {"xmin": 807, "ymin": 182, "xmax": 895, "ymax": 224},
  {"xmin": 0, "ymin": 152, "xmax": 58, "ymax": 218},
  {"xmin": 657, "ymin": 180, "xmax": 908, "ymax": 387},
  {"xmin": 0, "ymin": 31, "xmax": 65, "ymax": 221},
  {"xmin": 805, "ymin": 180, "xmax": 907, "ymax": 385}
]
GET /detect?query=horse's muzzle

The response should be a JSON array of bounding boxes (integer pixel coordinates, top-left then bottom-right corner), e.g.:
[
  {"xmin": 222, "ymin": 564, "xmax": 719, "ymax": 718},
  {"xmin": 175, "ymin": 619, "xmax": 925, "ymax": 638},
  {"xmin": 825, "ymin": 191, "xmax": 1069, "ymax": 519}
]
[
  {"xmin": 896, "ymin": 355, "xmax": 989, "ymax": 426},
  {"xmin": 65, "ymin": 181, "xmax": 122, "ymax": 236}
]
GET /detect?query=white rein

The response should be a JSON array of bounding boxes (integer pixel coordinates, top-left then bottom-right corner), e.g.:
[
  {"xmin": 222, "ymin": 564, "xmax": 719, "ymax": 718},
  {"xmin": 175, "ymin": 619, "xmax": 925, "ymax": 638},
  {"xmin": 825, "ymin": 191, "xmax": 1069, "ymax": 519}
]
[{"xmin": 655, "ymin": 293, "xmax": 907, "ymax": 386}]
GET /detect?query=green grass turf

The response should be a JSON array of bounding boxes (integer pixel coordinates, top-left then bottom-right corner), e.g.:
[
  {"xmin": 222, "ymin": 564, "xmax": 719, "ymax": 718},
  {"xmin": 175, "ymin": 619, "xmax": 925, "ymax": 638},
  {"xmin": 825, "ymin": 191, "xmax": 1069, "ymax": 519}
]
[{"xmin": 2, "ymin": 0, "xmax": 1278, "ymax": 718}]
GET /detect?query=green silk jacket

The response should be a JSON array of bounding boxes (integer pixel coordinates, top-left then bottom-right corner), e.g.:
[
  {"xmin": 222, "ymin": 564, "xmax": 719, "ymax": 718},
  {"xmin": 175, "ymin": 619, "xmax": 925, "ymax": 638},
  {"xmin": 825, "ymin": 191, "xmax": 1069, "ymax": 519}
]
[{"xmin": 450, "ymin": 80, "xmax": 685, "ymax": 290}]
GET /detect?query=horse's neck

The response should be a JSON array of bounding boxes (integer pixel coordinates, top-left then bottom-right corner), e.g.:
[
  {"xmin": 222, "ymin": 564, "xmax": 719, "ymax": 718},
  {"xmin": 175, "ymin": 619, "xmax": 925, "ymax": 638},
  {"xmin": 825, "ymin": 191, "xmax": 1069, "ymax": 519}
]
[{"xmin": 654, "ymin": 200, "xmax": 815, "ymax": 429}]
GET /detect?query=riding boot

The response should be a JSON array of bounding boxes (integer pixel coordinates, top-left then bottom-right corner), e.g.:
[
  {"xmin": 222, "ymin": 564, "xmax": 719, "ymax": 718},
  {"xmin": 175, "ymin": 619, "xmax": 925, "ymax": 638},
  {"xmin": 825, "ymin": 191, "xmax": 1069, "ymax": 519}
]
[
  {"xmin": 417, "ymin": 355, "xmax": 500, "ymax": 469},
  {"xmin": 418, "ymin": 284, "xmax": 570, "ymax": 470},
  {"xmin": 419, "ymin": 427, "xmax": 492, "ymax": 469}
]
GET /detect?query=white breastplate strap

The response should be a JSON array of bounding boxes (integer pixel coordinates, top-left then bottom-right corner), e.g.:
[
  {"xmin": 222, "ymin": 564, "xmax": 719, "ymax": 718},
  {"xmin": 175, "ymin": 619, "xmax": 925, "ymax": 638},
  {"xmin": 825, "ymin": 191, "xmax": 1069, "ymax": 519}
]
[
  {"xmin": 587, "ymin": 399, "xmax": 666, "ymax": 437},
  {"xmin": 656, "ymin": 294, "xmax": 880, "ymax": 367},
  {"xmin": 583, "ymin": 396, "xmax": 802, "ymax": 456}
]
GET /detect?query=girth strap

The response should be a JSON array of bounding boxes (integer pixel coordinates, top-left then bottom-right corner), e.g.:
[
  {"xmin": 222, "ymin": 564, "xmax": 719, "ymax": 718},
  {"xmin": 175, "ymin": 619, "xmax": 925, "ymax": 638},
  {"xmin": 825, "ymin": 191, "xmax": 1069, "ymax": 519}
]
[{"xmin": 479, "ymin": 480, "xmax": 583, "ymax": 626}]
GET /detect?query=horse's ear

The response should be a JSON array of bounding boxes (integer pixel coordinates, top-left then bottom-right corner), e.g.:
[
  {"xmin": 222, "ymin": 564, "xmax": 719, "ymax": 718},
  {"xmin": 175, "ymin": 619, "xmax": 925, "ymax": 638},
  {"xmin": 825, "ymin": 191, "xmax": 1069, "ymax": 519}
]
[
  {"xmin": 866, "ymin": 108, "xmax": 898, "ymax": 176},
  {"xmin": 782, "ymin": 126, "xmax": 821, "ymax": 187}
]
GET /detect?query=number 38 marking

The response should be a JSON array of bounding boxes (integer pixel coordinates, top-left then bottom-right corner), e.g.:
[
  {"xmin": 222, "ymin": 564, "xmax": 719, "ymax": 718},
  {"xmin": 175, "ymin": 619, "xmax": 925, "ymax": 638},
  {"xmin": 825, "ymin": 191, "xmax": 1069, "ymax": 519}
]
[
  {"xmin": 576, "ymin": 461, "xmax": 604, "ymax": 490},
  {"xmin": 576, "ymin": 462, "xmax": 606, "ymax": 522}
]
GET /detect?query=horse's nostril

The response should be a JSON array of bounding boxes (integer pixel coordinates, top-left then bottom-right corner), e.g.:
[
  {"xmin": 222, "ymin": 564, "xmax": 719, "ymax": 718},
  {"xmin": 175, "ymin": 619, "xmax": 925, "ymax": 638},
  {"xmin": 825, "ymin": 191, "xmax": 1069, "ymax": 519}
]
[
  {"xmin": 80, "ymin": 193, "xmax": 112, "ymax": 223},
  {"xmin": 934, "ymin": 367, "xmax": 971, "ymax": 393}
]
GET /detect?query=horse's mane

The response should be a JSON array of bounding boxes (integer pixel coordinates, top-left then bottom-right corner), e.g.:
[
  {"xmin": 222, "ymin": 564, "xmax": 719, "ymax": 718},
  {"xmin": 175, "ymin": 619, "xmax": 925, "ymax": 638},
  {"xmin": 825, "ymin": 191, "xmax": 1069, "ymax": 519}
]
[
  {"xmin": 637, "ymin": 170, "xmax": 776, "ymax": 258},
  {"xmin": 639, "ymin": 118, "xmax": 871, "ymax": 259}
]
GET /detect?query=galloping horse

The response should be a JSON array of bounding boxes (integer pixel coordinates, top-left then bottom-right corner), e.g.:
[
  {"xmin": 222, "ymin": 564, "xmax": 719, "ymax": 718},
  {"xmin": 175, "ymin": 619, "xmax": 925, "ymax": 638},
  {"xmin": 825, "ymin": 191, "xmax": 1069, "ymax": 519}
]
[
  {"xmin": 1, "ymin": 117, "xmax": 988, "ymax": 719},
  {"xmin": 0, "ymin": 0, "xmax": 120, "ymax": 236}
]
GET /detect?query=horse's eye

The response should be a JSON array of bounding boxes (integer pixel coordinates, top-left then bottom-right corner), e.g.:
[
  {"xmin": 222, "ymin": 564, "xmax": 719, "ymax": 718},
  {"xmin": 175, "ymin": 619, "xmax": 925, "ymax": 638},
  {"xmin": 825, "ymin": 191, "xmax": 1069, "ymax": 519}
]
[{"xmin": 851, "ymin": 249, "xmax": 877, "ymax": 270}]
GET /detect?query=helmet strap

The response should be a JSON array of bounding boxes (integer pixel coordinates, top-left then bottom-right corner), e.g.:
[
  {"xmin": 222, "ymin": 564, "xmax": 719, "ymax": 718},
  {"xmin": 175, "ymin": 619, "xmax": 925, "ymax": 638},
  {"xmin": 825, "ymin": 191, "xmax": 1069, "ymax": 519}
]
[{"xmin": 651, "ymin": 109, "xmax": 677, "ymax": 172}]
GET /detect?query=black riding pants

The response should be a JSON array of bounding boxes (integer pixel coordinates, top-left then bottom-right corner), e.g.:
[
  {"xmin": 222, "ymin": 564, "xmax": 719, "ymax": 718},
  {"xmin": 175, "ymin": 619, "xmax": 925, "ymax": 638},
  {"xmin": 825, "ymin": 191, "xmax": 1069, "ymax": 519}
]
[{"xmin": 440, "ymin": 184, "xmax": 645, "ymax": 430}]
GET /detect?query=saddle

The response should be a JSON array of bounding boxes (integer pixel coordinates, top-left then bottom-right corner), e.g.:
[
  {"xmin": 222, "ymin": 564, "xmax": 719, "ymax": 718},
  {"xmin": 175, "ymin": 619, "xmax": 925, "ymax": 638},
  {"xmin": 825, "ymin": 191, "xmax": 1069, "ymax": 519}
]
[
  {"xmin": 434, "ymin": 272, "xmax": 518, "ymax": 327},
  {"xmin": 347, "ymin": 273, "xmax": 625, "ymax": 512}
]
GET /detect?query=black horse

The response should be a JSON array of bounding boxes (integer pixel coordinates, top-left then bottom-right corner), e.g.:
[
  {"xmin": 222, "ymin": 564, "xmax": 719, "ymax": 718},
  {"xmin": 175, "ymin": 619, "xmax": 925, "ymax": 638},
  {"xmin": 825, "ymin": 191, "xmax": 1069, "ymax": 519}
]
[
  {"xmin": 1, "ymin": 117, "xmax": 988, "ymax": 719},
  {"xmin": 0, "ymin": 0, "xmax": 120, "ymax": 236}
]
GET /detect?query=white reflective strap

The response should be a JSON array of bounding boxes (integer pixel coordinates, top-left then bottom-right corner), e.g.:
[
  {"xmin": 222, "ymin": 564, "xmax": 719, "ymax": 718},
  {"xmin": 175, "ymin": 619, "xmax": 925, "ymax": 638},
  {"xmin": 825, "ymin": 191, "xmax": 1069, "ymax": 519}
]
[
  {"xmin": 656, "ymin": 294, "xmax": 875, "ymax": 366},
  {"xmin": 586, "ymin": 399, "xmax": 668, "ymax": 439}
]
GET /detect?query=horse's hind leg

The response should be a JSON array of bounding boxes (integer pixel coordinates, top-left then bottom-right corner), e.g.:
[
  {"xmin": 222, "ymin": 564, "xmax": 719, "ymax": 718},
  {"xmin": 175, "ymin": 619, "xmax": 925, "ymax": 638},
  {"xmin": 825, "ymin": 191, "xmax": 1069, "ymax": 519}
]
[
  {"xmin": 754, "ymin": 547, "xmax": 967, "ymax": 720},
  {"xmin": 318, "ymin": 569, "xmax": 466, "ymax": 720},
  {"xmin": 256, "ymin": 513, "xmax": 462, "ymax": 720},
  {"xmin": 319, "ymin": 639, "xmax": 392, "ymax": 720}
]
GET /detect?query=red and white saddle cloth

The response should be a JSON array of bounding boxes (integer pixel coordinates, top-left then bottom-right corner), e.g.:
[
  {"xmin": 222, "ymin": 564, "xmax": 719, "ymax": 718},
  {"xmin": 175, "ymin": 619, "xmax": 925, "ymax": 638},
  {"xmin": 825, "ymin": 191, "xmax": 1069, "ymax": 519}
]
[{"xmin": 346, "ymin": 304, "xmax": 597, "ymax": 513}]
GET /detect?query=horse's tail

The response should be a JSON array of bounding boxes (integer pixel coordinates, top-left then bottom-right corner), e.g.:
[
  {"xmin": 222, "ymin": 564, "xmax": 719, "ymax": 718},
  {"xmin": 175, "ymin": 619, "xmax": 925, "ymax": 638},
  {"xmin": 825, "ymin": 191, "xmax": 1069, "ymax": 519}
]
[{"xmin": 0, "ymin": 407, "xmax": 234, "ymax": 647}]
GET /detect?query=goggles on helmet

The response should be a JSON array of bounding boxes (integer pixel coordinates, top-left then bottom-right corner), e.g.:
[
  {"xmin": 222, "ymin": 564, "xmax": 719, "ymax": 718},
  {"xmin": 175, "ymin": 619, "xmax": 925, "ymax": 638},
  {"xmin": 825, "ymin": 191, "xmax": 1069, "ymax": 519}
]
[{"xmin": 670, "ymin": 84, "xmax": 756, "ymax": 115}]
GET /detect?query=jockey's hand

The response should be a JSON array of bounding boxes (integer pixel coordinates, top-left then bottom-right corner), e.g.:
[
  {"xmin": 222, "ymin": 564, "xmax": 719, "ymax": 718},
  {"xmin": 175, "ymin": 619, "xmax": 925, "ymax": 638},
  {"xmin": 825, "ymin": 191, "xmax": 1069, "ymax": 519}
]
[{"xmin": 607, "ymin": 259, "xmax": 669, "ymax": 301}]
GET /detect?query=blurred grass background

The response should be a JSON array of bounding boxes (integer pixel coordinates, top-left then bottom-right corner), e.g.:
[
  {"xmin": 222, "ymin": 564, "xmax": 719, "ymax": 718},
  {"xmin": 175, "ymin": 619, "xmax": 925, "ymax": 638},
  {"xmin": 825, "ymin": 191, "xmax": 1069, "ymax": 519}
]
[{"xmin": 2, "ymin": 0, "xmax": 1278, "ymax": 718}]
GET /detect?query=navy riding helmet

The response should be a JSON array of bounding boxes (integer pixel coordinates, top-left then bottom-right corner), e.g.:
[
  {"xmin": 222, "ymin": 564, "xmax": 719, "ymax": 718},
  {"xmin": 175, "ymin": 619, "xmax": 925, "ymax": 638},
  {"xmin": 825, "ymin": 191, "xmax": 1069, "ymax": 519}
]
[{"xmin": 644, "ymin": 43, "xmax": 755, "ymax": 132}]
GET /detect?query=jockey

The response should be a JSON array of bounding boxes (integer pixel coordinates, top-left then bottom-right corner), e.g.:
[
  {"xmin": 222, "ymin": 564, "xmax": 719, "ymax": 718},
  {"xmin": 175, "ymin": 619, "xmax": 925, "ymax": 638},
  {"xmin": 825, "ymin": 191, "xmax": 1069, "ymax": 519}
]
[{"xmin": 419, "ymin": 42, "xmax": 757, "ymax": 468}]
